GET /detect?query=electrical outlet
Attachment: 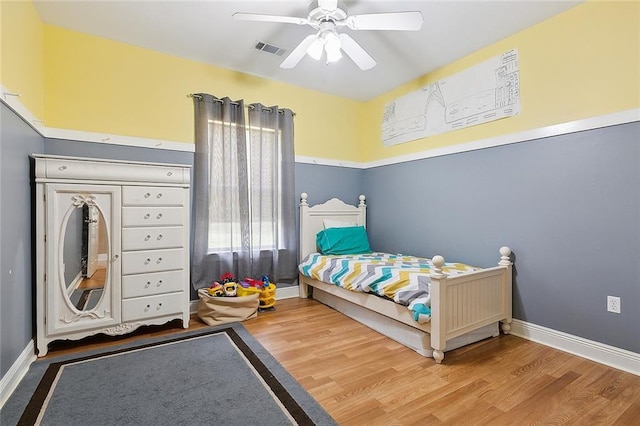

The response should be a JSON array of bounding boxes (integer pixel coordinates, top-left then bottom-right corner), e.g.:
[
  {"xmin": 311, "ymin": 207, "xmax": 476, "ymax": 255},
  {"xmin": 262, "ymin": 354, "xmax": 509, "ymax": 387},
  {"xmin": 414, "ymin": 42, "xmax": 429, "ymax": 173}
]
[{"xmin": 607, "ymin": 296, "xmax": 621, "ymax": 314}]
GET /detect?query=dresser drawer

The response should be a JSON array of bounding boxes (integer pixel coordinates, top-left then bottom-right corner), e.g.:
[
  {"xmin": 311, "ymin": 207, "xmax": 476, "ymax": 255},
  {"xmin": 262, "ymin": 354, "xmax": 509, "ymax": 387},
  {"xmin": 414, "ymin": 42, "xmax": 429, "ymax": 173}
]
[
  {"xmin": 122, "ymin": 270, "xmax": 185, "ymax": 298},
  {"xmin": 123, "ymin": 186, "xmax": 185, "ymax": 206},
  {"xmin": 122, "ymin": 207, "xmax": 184, "ymax": 227},
  {"xmin": 122, "ymin": 226, "xmax": 184, "ymax": 251},
  {"xmin": 122, "ymin": 248, "xmax": 184, "ymax": 275},
  {"xmin": 122, "ymin": 292, "xmax": 184, "ymax": 322},
  {"xmin": 38, "ymin": 157, "xmax": 190, "ymax": 184}
]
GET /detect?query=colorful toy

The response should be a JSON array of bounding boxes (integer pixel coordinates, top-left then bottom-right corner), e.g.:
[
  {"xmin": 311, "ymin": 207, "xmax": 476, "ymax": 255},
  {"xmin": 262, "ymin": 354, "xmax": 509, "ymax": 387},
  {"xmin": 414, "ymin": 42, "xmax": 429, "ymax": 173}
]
[
  {"xmin": 244, "ymin": 277, "xmax": 264, "ymax": 288},
  {"xmin": 207, "ymin": 281, "xmax": 224, "ymax": 297},
  {"xmin": 223, "ymin": 281, "xmax": 238, "ymax": 297},
  {"xmin": 235, "ymin": 276, "xmax": 275, "ymax": 310},
  {"xmin": 220, "ymin": 272, "xmax": 235, "ymax": 283},
  {"xmin": 258, "ymin": 275, "xmax": 275, "ymax": 310}
]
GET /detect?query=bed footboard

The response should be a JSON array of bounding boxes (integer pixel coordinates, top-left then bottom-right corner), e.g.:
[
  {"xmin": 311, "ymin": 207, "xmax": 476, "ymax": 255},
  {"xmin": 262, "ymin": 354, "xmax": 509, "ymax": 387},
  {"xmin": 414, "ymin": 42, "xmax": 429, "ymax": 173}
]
[{"xmin": 429, "ymin": 247, "xmax": 512, "ymax": 363}]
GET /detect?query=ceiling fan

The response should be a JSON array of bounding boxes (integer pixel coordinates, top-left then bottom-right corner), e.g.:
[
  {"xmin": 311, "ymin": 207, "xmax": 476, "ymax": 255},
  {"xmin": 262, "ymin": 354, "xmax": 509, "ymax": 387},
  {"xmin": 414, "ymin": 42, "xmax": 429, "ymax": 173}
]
[{"xmin": 233, "ymin": 0, "xmax": 423, "ymax": 70}]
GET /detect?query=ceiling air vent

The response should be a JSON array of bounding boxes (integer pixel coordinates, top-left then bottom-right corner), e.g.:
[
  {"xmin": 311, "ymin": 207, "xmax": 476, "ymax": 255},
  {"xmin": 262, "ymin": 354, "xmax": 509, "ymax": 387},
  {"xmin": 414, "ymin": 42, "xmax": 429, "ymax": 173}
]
[{"xmin": 254, "ymin": 41, "xmax": 286, "ymax": 56}]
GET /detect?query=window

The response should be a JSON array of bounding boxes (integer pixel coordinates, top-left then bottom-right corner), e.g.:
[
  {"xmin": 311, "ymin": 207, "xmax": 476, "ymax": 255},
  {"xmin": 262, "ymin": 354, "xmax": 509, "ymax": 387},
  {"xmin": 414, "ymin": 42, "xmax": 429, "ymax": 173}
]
[
  {"xmin": 207, "ymin": 120, "xmax": 283, "ymax": 253},
  {"xmin": 191, "ymin": 94, "xmax": 297, "ymax": 288}
]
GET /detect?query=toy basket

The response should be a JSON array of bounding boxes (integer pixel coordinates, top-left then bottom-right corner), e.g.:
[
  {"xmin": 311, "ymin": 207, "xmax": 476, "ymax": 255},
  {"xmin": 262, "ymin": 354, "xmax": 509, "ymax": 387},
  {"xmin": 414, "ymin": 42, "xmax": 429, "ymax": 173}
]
[
  {"xmin": 237, "ymin": 283, "xmax": 276, "ymax": 309},
  {"xmin": 196, "ymin": 289, "xmax": 259, "ymax": 325}
]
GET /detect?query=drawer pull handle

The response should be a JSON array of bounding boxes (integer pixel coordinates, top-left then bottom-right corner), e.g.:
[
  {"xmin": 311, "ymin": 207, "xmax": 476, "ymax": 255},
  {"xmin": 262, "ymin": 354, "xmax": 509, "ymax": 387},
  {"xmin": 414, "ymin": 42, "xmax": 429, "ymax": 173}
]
[
  {"xmin": 157, "ymin": 257, "xmax": 163, "ymax": 264},
  {"xmin": 144, "ymin": 213, "xmax": 150, "ymax": 219},
  {"xmin": 145, "ymin": 281, "xmax": 151, "ymax": 288},
  {"xmin": 156, "ymin": 193, "xmax": 163, "ymax": 199},
  {"xmin": 158, "ymin": 280, "xmax": 163, "ymax": 287},
  {"xmin": 144, "ymin": 235, "xmax": 151, "ymax": 241},
  {"xmin": 157, "ymin": 303, "xmax": 163, "ymax": 310},
  {"xmin": 59, "ymin": 165, "xmax": 67, "ymax": 171},
  {"xmin": 167, "ymin": 171, "xmax": 173, "ymax": 176},
  {"xmin": 144, "ymin": 258, "xmax": 151, "ymax": 265},
  {"xmin": 145, "ymin": 304, "xmax": 151, "ymax": 311},
  {"xmin": 157, "ymin": 234, "xmax": 163, "ymax": 240},
  {"xmin": 112, "ymin": 254, "xmax": 119, "ymax": 261},
  {"xmin": 144, "ymin": 192, "xmax": 151, "ymax": 198},
  {"xmin": 156, "ymin": 213, "xmax": 163, "ymax": 219}
]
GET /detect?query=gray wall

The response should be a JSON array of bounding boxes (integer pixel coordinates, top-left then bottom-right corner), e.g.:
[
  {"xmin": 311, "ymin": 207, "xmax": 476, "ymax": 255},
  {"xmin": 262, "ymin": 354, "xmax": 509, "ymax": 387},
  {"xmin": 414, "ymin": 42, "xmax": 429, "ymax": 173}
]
[
  {"xmin": 294, "ymin": 163, "xmax": 364, "ymax": 207},
  {"xmin": 294, "ymin": 163, "xmax": 365, "ymax": 261},
  {"xmin": 363, "ymin": 122, "xmax": 640, "ymax": 353},
  {"xmin": 0, "ymin": 103, "xmax": 44, "ymax": 377},
  {"xmin": 2, "ymin": 97, "xmax": 637, "ymax": 380},
  {"xmin": 43, "ymin": 139, "xmax": 194, "ymax": 165}
]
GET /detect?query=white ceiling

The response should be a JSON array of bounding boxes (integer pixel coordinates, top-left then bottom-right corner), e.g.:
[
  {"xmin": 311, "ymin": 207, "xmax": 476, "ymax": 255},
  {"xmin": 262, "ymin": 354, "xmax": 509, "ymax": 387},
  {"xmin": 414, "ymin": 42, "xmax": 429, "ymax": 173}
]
[{"xmin": 33, "ymin": 0, "xmax": 583, "ymax": 101}]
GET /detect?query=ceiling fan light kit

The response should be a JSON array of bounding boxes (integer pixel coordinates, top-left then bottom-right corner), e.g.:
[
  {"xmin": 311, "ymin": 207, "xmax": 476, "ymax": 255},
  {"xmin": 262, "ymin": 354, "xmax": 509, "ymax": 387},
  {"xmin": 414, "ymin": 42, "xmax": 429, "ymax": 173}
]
[
  {"xmin": 306, "ymin": 37, "xmax": 324, "ymax": 61},
  {"xmin": 233, "ymin": 0, "xmax": 423, "ymax": 71}
]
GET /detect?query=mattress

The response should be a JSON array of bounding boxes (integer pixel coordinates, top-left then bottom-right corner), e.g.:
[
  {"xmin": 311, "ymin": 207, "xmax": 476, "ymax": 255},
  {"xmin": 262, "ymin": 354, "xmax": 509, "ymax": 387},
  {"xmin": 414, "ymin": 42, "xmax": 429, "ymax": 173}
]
[{"xmin": 299, "ymin": 252, "xmax": 481, "ymax": 323}]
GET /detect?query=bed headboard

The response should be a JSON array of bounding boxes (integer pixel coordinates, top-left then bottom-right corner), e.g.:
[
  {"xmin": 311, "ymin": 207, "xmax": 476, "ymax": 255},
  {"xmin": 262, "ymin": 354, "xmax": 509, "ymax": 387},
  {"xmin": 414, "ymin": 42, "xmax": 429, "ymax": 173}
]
[{"xmin": 299, "ymin": 192, "xmax": 367, "ymax": 261}]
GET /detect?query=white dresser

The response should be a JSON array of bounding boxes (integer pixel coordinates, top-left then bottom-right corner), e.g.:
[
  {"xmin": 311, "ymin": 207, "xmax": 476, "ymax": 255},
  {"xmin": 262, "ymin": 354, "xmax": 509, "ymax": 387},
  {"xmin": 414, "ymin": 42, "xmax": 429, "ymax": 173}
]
[{"xmin": 33, "ymin": 154, "xmax": 191, "ymax": 356}]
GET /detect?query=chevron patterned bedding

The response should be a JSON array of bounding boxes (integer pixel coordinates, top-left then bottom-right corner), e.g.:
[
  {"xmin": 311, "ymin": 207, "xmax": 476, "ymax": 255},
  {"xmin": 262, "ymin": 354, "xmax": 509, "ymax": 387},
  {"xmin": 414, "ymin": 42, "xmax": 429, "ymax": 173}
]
[{"xmin": 299, "ymin": 252, "xmax": 481, "ymax": 323}]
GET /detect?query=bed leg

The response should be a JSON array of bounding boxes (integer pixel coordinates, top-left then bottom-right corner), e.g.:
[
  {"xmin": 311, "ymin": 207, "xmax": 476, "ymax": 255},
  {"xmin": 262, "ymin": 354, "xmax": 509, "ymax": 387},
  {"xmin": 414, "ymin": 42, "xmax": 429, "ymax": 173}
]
[
  {"xmin": 499, "ymin": 246, "xmax": 513, "ymax": 336},
  {"xmin": 501, "ymin": 319, "xmax": 512, "ymax": 334},
  {"xmin": 298, "ymin": 278, "xmax": 309, "ymax": 298},
  {"xmin": 433, "ymin": 350, "xmax": 444, "ymax": 364}
]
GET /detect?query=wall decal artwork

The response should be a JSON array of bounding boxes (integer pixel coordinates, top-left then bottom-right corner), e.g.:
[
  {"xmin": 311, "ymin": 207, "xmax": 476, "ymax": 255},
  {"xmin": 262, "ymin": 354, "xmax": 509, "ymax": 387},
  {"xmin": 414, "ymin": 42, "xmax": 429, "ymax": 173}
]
[{"xmin": 382, "ymin": 49, "xmax": 520, "ymax": 146}]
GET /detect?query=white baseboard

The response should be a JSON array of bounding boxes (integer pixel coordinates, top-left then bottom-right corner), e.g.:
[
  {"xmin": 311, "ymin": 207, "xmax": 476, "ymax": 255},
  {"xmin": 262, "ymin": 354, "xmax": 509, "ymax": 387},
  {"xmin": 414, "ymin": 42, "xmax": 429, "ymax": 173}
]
[
  {"xmin": 0, "ymin": 340, "xmax": 36, "ymax": 409},
  {"xmin": 511, "ymin": 319, "xmax": 640, "ymax": 376},
  {"xmin": 275, "ymin": 285, "xmax": 299, "ymax": 300}
]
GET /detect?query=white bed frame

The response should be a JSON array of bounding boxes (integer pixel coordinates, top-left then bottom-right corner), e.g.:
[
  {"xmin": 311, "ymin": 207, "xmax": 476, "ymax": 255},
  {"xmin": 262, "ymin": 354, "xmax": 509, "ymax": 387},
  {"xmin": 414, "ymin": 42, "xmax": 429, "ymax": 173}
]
[{"xmin": 298, "ymin": 193, "xmax": 513, "ymax": 363}]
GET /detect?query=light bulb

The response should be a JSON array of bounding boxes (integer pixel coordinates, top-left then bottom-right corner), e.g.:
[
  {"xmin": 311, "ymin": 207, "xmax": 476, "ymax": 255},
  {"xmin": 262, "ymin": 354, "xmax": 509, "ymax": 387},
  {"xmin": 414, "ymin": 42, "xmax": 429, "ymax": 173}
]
[
  {"xmin": 324, "ymin": 32, "xmax": 342, "ymax": 63},
  {"xmin": 326, "ymin": 47, "xmax": 342, "ymax": 63},
  {"xmin": 306, "ymin": 38, "xmax": 324, "ymax": 61}
]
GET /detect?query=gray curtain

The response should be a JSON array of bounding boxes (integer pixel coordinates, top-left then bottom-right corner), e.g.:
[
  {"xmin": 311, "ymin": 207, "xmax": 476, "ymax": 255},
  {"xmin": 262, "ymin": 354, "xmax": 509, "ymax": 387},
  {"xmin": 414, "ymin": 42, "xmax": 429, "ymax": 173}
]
[{"xmin": 191, "ymin": 94, "xmax": 297, "ymax": 290}]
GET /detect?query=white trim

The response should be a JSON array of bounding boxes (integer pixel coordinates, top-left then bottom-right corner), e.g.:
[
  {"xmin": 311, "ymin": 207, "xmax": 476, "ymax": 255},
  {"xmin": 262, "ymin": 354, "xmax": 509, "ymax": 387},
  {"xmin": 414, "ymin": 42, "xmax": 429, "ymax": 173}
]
[
  {"xmin": 511, "ymin": 319, "xmax": 640, "ymax": 376},
  {"xmin": 66, "ymin": 271, "xmax": 83, "ymax": 297},
  {"xmin": 1, "ymin": 84, "xmax": 48, "ymax": 136},
  {"xmin": 0, "ymin": 84, "xmax": 194, "ymax": 153},
  {"xmin": 298, "ymin": 109, "xmax": 639, "ymax": 169},
  {"xmin": 189, "ymin": 299, "xmax": 199, "ymax": 314},
  {"xmin": 294, "ymin": 155, "xmax": 365, "ymax": 169},
  {"xmin": 44, "ymin": 127, "xmax": 195, "ymax": 152},
  {"xmin": 2, "ymin": 83, "xmax": 637, "ymax": 162},
  {"xmin": 0, "ymin": 340, "xmax": 36, "ymax": 409},
  {"xmin": 275, "ymin": 285, "xmax": 299, "ymax": 300},
  {"xmin": 365, "ymin": 108, "xmax": 640, "ymax": 168}
]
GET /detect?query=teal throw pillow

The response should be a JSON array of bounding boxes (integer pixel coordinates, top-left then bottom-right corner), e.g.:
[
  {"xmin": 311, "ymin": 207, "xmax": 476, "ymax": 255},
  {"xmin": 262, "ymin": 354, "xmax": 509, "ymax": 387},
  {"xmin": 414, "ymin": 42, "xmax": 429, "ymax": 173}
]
[{"xmin": 316, "ymin": 226, "xmax": 372, "ymax": 255}]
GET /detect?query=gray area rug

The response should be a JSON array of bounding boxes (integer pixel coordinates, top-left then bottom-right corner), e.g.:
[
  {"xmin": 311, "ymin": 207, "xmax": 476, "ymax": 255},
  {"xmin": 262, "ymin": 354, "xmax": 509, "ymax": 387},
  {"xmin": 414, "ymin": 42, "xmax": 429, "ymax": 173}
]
[{"xmin": 1, "ymin": 323, "xmax": 336, "ymax": 426}]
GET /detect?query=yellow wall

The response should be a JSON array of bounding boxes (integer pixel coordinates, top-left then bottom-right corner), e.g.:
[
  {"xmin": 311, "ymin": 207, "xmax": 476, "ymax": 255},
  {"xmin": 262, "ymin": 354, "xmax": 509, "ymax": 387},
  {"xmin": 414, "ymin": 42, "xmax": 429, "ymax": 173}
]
[
  {"xmin": 43, "ymin": 25, "xmax": 363, "ymax": 162},
  {"xmin": 360, "ymin": 0, "xmax": 640, "ymax": 162},
  {"xmin": 0, "ymin": 0, "xmax": 44, "ymax": 119},
  {"xmin": 2, "ymin": 1, "xmax": 637, "ymax": 164}
]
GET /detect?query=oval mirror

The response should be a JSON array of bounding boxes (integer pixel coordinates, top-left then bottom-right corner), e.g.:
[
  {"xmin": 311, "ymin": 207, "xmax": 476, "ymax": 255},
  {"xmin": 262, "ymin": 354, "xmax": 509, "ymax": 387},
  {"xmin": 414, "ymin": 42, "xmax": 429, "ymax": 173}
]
[{"xmin": 62, "ymin": 202, "xmax": 108, "ymax": 312}]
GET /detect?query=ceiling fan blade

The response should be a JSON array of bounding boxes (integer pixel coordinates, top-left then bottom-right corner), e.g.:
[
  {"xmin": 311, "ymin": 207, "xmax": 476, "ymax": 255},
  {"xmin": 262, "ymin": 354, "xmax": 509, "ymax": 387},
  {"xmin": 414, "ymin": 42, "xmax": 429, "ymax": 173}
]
[
  {"xmin": 318, "ymin": 0, "xmax": 338, "ymax": 12},
  {"xmin": 232, "ymin": 12, "xmax": 309, "ymax": 26},
  {"xmin": 347, "ymin": 11, "xmax": 424, "ymax": 31},
  {"xmin": 338, "ymin": 33, "xmax": 376, "ymax": 71},
  {"xmin": 280, "ymin": 34, "xmax": 318, "ymax": 69}
]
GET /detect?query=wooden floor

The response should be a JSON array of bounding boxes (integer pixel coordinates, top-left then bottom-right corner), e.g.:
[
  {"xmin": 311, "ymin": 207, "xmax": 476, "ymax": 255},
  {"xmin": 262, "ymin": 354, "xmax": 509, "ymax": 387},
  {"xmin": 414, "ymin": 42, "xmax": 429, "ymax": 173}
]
[
  {"xmin": 77, "ymin": 267, "xmax": 106, "ymax": 290},
  {"xmin": 45, "ymin": 297, "xmax": 640, "ymax": 425}
]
